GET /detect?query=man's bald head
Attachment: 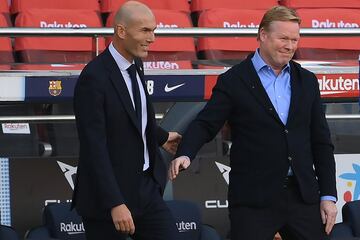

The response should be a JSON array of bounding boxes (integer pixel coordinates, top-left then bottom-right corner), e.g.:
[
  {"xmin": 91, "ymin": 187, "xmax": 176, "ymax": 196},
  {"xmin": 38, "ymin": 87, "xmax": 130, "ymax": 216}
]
[{"xmin": 114, "ymin": 1, "xmax": 154, "ymax": 27}]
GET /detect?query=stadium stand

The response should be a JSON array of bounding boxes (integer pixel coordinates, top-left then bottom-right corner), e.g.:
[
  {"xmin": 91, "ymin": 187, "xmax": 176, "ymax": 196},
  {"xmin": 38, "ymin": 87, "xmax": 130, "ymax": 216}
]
[
  {"xmin": 105, "ymin": 9, "xmax": 196, "ymax": 69},
  {"xmin": 166, "ymin": 200, "xmax": 222, "ymax": 240},
  {"xmin": 280, "ymin": 0, "xmax": 360, "ymax": 9},
  {"xmin": 197, "ymin": 9, "xmax": 263, "ymax": 62},
  {"xmin": 295, "ymin": 8, "xmax": 360, "ymax": 60},
  {"xmin": 0, "ymin": 225, "xmax": 20, "ymax": 240},
  {"xmin": 191, "ymin": 0, "xmax": 279, "ymax": 12},
  {"xmin": 100, "ymin": 0, "xmax": 190, "ymax": 13},
  {"xmin": 14, "ymin": 9, "xmax": 105, "ymax": 64},
  {"xmin": 25, "ymin": 202, "xmax": 86, "ymax": 240},
  {"xmin": 10, "ymin": 0, "xmax": 100, "ymax": 14},
  {"xmin": 0, "ymin": 13, "xmax": 14, "ymax": 70}
]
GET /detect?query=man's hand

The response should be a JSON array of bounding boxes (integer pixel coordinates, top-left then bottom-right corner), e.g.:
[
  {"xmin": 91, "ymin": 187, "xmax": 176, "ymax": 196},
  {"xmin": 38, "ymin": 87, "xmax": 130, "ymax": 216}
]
[
  {"xmin": 162, "ymin": 132, "xmax": 182, "ymax": 155},
  {"xmin": 320, "ymin": 200, "xmax": 337, "ymax": 235},
  {"xmin": 168, "ymin": 156, "xmax": 191, "ymax": 180},
  {"xmin": 111, "ymin": 204, "xmax": 135, "ymax": 235}
]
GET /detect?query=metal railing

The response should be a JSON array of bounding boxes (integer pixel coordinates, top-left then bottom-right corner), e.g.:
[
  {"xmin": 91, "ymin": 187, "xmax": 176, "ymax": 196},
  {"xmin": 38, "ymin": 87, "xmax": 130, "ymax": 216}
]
[
  {"xmin": 0, "ymin": 114, "xmax": 359, "ymax": 123},
  {"xmin": 1, "ymin": 27, "xmax": 360, "ymax": 56}
]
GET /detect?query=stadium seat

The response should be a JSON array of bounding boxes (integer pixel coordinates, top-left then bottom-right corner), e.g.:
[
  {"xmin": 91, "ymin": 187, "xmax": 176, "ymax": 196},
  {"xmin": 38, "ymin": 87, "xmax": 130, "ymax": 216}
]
[
  {"xmin": 106, "ymin": 9, "xmax": 196, "ymax": 62},
  {"xmin": 280, "ymin": 0, "xmax": 360, "ymax": 9},
  {"xmin": 14, "ymin": 9, "xmax": 105, "ymax": 64},
  {"xmin": 197, "ymin": 8, "xmax": 263, "ymax": 62},
  {"xmin": 100, "ymin": 0, "xmax": 190, "ymax": 13},
  {"xmin": 25, "ymin": 202, "xmax": 86, "ymax": 240},
  {"xmin": 191, "ymin": 0, "xmax": 278, "ymax": 12},
  {"xmin": 331, "ymin": 200, "xmax": 360, "ymax": 239},
  {"xmin": 0, "ymin": 225, "xmax": 20, "ymax": 239},
  {"xmin": 166, "ymin": 200, "xmax": 222, "ymax": 240},
  {"xmin": 0, "ymin": 0, "xmax": 9, "ymax": 20},
  {"xmin": 11, "ymin": 0, "xmax": 100, "ymax": 14},
  {"xmin": 0, "ymin": 13, "xmax": 14, "ymax": 66},
  {"xmin": 295, "ymin": 9, "xmax": 360, "ymax": 61}
]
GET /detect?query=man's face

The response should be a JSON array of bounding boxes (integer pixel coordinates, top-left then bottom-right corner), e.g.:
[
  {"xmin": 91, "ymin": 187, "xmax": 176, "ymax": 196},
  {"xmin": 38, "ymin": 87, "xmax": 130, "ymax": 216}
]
[
  {"xmin": 259, "ymin": 21, "xmax": 300, "ymax": 71},
  {"xmin": 119, "ymin": 13, "xmax": 156, "ymax": 62}
]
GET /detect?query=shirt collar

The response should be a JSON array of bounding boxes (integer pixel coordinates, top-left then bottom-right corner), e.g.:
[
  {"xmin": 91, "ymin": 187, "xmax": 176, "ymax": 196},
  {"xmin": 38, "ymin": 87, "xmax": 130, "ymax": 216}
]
[
  {"xmin": 109, "ymin": 42, "xmax": 134, "ymax": 71},
  {"xmin": 251, "ymin": 48, "xmax": 290, "ymax": 74}
]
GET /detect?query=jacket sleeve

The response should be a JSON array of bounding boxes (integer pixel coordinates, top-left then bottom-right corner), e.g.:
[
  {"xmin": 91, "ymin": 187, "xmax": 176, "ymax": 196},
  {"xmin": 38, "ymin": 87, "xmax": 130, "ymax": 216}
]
[
  {"xmin": 176, "ymin": 72, "xmax": 234, "ymax": 160},
  {"xmin": 309, "ymin": 72, "xmax": 337, "ymax": 199}
]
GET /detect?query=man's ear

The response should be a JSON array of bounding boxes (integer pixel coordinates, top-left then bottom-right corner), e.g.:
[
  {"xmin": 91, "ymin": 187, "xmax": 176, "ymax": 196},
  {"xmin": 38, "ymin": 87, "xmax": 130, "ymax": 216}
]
[
  {"xmin": 259, "ymin": 27, "xmax": 267, "ymax": 42},
  {"xmin": 115, "ymin": 24, "xmax": 126, "ymax": 39}
]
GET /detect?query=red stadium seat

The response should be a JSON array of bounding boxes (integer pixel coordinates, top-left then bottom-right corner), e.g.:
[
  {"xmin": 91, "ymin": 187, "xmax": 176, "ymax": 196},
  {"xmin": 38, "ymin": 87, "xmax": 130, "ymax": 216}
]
[
  {"xmin": 191, "ymin": 0, "xmax": 278, "ymax": 12},
  {"xmin": 280, "ymin": 0, "xmax": 360, "ymax": 9},
  {"xmin": 0, "ymin": 0, "xmax": 11, "ymax": 25},
  {"xmin": 296, "ymin": 8, "xmax": 360, "ymax": 60},
  {"xmin": 14, "ymin": 9, "xmax": 105, "ymax": 64},
  {"xmin": 106, "ymin": 9, "xmax": 196, "ymax": 61},
  {"xmin": 0, "ymin": 0, "xmax": 9, "ymax": 13},
  {"xmin": 10, "ymin": 0, "xmax": 100, "ymax": 14},
  {"xmin": 0, "ymin": 13, "xmax": 14, "ymax": 65},
  {"xmin": 100, "ymin": 0, "xmax": 190, "ymax": 13},
  {"xmin": 197, "ymin": 9, "xmax": 263, "ymax": 61}
]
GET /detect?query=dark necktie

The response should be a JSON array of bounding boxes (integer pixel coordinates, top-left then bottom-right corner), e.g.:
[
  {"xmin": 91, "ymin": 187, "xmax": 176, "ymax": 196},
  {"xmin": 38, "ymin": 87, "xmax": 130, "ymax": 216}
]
[{"xmin": 127, "ymin": 64, "xmax": 142, "ymax": 130}]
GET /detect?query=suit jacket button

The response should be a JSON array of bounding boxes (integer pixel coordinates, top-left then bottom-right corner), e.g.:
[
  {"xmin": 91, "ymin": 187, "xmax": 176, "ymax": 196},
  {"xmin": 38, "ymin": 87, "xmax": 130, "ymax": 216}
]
[
  {"xmin": 284, "ymin": 129, "xmax": 289, "ymax": 134},
  {"xmin": 288, "ymin": 156, "xmax": 292, "ymax": 161},
  {"xmin": 269, "ymin": 107, "xmax": 273, "ymax": 111}
]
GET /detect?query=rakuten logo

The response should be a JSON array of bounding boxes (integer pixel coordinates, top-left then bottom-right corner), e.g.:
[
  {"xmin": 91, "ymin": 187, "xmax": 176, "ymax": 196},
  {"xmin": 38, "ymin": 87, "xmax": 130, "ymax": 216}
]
[
  {"xmin": 144, "ymin": 61, "xmax": 179, "ymax": 70},
  {"xmin": 312, "ymin": 19, "xmax": 359, "ymax": 28},
  {"xmin": 176, "ymin": 221, "xmax": 197, "ymax": 232},
  {"xmin": 40, "ymin": 21, "xmax": 87, "ymax": 28},
  {"xmin": 60, "ymin": 222, "xmax": 85, "ymax": 235},
  {"xmin": 317, "ymin": 75, "xmax": 359, "ymax": 96},
  {"xmin": 223, "ymin": 21, "xmax": 259, "ymax": 28},
  {"xmin": 157, "ymin": 22, "xmax": 178, "ymax": 28}
]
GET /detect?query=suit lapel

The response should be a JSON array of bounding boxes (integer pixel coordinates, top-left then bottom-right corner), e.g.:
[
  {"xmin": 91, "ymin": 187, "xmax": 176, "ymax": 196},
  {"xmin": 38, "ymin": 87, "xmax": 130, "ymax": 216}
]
[
  {"xmin": 286, "ymin": 61, "xmax": 301, "ymax": 126},
  {"xmin": 103, "ymin": 49, "xmax": 142, "ymax": 135},
  {"xmin": 240, "ymin": 57, "xmax": 283, "ymax": 125}
]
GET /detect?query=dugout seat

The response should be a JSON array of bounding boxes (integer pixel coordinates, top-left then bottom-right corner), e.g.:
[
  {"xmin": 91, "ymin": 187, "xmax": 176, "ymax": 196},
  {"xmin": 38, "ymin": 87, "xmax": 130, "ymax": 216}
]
[
  {"xmin": 25, "ymin": 202, "xmax": 86, "ymax": 240},
  {"xmin": 166, "ymin": 200, "xmax": 222, "ymax": 240},
  {"xmin": 331, "ymin": 200, "xmax": 360, "ymax": 239}
]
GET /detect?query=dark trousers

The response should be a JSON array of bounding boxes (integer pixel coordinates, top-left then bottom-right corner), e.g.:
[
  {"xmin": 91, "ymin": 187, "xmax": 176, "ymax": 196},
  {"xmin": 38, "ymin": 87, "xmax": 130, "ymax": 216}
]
[
  {"xmin": 229, "ymin": 177, "xmax": 329, "ymax": 240},
  {"xmin": 83, "ymin": 172, "xmax": 178, "ymax": 240}
]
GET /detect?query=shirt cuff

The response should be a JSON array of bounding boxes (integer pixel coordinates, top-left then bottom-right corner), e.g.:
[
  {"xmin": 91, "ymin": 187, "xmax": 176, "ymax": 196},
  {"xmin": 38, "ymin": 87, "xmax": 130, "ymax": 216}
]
[{"xmin": 320, "ymin": 196, "xmax": 337, "ymax": 202}]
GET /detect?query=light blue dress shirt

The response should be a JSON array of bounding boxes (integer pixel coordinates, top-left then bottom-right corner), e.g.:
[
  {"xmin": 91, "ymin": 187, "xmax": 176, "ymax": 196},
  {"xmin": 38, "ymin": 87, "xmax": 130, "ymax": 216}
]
[{"xmin": 251, "ymin": 49, "xmax": 336, "ymax": 202}]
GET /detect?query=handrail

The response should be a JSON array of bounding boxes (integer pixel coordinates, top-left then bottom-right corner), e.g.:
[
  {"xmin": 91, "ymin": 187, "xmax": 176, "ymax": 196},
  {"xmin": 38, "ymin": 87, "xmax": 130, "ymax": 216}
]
[
  {"xmin": 0, "ymin": 114, "xmax": 359, "ymax": 122},
  {"xmin": 1, "ymin": 27, "xmax": 360, "ymax": 37}
]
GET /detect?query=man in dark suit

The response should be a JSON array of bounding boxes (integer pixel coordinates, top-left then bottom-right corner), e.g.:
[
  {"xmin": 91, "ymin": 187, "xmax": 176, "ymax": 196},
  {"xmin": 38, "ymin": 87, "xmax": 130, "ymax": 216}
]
[
  {"xmin": 169, "ymin": 6, "xmax": 337, "ymax": 240},
  {"xmin": 72, "ymin": 1, "xmax": 181, "ymax": 240}
]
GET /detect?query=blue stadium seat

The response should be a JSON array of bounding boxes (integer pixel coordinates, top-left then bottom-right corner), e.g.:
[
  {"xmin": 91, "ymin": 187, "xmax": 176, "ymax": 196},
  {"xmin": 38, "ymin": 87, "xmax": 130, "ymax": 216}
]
[
  {"xmin": 0, "ymin": 225, "xmax": 20, "ymax": 240},
  {"xmin": 25, "ymin": 202, "xmax": 86, "ymax": 240},
  {"xmin": 331, "ymin": 200, "xmax": 360, "ymax": 239},
  {"xmin": 166, "ymin": 200, "xmax": 222, "ymax": 240}
]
